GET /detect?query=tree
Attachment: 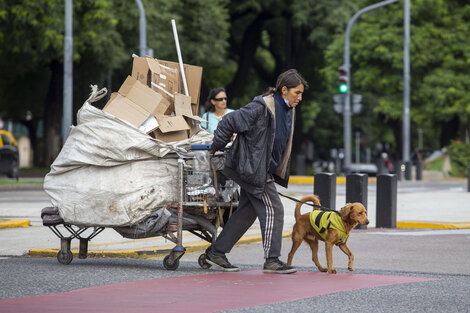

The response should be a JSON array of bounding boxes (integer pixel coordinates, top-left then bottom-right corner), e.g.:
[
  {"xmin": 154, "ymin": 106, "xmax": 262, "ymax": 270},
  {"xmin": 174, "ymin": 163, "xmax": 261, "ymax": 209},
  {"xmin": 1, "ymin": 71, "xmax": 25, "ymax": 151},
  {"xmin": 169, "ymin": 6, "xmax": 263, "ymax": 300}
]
[
  {"xmin": 322, "ymin": 0, "xmax": 470, "ymax": 160},
  {"xmin": 0, "ymin": 0, "xmax": 230, "ymax": 166}
]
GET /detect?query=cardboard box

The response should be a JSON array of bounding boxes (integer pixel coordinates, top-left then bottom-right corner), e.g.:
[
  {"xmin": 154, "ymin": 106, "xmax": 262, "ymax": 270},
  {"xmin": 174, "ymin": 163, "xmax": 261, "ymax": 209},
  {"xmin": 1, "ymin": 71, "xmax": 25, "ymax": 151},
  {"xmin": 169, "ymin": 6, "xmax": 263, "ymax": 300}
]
[
  {"xmin": 103, "ymin": 76, "xmax": 168, "ymax": 132},
  {"xmin": 153, "ymin": 60, "xmax": 203, "ymax": 115},
  {"xmin": 174, "ymin": 93, "xmax": 205, "ymax": 137},
  {"xmin": 153, "ymin": 115, "xmax": 190, "ymax": 143},
  {"xmin": 104, "ymin": 93, "xmax": 155, "ymax": 130},
  {"xmin": 131, "ymin": 56, "xmax": 180, "ymax": 106},
  {"xmin": 118, "ymin": 76, "xmax": 169, "ymax": 116}
]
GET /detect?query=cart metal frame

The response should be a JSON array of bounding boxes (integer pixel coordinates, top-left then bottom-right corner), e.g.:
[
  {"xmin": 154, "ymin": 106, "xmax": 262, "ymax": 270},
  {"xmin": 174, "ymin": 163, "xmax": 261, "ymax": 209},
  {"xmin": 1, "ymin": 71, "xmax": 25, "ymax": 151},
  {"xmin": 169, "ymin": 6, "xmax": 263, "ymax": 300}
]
[{"xmin": 44, "ymin": 153, "xmax": 238, "ymax": 270}]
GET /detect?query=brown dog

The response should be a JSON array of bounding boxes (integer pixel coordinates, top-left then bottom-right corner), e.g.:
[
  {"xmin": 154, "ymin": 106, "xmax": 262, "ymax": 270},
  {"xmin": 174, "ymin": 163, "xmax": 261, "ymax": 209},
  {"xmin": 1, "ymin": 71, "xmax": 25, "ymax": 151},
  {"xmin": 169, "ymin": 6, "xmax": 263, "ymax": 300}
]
[{"xmin": 287, "ymin": 195, "xmax": 369, "ymax": 274}]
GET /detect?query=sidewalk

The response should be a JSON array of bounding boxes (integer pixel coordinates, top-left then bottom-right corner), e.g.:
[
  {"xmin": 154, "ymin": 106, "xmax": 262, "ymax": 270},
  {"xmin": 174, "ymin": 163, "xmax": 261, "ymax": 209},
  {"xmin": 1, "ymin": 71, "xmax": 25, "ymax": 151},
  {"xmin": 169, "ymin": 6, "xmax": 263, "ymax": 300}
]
[{"xmin": 1, "ymin": 175, "xmax": 469, "ymax": 260}]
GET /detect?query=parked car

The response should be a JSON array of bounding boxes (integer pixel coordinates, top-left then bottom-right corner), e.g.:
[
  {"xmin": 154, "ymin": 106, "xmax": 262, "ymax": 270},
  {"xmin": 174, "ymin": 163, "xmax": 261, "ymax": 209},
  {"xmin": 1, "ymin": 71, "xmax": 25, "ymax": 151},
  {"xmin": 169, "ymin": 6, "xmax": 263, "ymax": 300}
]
[{"xmin": 0, "ymin": 130, "xmax": 19, "ymax": 179}]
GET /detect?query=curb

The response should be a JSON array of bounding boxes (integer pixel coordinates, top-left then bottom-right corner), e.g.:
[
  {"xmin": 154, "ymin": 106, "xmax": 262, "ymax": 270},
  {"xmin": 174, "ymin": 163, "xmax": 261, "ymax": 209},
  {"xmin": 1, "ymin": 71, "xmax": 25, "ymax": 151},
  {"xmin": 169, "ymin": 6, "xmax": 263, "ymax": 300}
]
[
  {"xmin": 288, "ymin": 176, "xmax": 349, "ymax": 185},
  {"xmin": 28, "ymin": 231, "xmax": 293, "ymax": 259},
  {"xmin": 27, "ymin": 220, "xmax": 470, "ymax": 260},
  {"xmin": 0, "ymin": 219, "xmax": 31, "ymax": 229},
  {"xmin": 397, "ymin": 221, "xmax": 470, "ymax": 229}
]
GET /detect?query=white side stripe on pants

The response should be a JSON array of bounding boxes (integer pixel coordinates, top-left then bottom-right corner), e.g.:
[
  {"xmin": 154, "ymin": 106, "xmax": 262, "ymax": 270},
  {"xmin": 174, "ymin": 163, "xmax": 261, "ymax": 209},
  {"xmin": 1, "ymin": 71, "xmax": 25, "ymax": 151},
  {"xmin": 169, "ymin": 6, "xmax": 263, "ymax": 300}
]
[{"xmin": 262, "ymin": 192, "xmax": 274, "ymax": 259}]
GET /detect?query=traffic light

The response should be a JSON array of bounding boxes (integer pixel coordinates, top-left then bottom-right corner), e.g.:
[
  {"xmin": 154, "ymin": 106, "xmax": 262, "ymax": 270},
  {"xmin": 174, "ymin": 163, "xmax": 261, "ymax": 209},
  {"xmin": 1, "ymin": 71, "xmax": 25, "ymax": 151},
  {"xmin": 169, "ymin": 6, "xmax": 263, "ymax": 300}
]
[{"xmin": 338, "ymin": 65, "xmax": 348, "ymax": 93}]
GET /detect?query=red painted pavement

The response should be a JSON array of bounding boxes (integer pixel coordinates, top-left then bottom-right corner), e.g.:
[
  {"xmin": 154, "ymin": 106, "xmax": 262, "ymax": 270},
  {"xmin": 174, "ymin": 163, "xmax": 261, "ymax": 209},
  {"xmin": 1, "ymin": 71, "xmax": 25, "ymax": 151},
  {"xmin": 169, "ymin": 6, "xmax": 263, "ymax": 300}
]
[{"xmin": 0, "ymin": 271, "xmax": 437, "ymax": 313}]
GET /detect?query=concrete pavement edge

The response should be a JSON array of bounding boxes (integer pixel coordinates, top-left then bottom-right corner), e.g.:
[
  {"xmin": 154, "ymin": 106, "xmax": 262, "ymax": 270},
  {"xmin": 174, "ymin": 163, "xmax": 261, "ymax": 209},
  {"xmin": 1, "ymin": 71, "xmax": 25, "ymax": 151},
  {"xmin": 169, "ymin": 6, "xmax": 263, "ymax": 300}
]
[
  {"xmin": 25, "ymin": 220, "xmax": 470, "ymax": 260},
  {"xmin": 397, "ymin": 221, "xmax": 470, "ymax": 229},
  {"xmin": 27, "ymin": 232, "xmax": 294, "ymax": 259},
  {"xmin": 0, "ymin": 219, "xmax": 31, "ymax": 229}
]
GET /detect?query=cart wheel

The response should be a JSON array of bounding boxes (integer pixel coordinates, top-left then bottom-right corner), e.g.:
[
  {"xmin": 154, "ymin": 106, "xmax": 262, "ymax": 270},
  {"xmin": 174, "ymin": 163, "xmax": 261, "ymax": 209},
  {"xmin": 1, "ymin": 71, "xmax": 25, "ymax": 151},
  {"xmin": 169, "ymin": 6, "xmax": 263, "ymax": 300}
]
[
  {"xmin": 198, "ymin": 253, "xmax": 212, "ymax": 269},
  {"xmin": 57, "ymin": 250, "xmax": 73, "ymax": 265},
  {"xmin": 163, "ymin": 255, "xmax": 179, "ymax": 271}
]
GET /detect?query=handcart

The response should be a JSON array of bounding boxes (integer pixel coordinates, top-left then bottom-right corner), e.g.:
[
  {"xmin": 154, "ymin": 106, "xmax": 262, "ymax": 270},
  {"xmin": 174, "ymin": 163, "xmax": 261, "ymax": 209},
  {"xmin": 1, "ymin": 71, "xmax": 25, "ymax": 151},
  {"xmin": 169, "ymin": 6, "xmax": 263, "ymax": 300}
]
[{"xmin": 41, "ymin": 145, "xmax": 239, "ymax": 270}]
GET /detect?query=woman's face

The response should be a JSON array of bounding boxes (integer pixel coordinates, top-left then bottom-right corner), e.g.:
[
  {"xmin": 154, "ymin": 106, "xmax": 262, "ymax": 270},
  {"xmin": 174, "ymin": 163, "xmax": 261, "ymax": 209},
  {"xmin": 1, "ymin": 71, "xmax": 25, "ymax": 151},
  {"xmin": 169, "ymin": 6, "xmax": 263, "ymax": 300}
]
[
  {"xmin": 282, "ymin": 84, "xmax": 304, "ymax": 108},
  {"xmin": 211, "ymin": 91, "xmax": 228, "ymax": 110}
]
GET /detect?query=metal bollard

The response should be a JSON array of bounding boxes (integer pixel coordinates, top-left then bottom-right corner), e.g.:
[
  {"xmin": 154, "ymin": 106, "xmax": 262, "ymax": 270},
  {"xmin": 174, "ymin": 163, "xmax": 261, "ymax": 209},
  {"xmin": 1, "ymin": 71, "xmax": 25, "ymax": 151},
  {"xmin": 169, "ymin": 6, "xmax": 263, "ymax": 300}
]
[
  {"xmin": 394, "ymin": 161, "xmax": 402, "ymax": 181},
  {"xmin": 296, "ymin": 154, "xmax": 306, "ymax": 175},
  {"xmin": 376, "ymin": 174, "xmax": 397, "ymax": 228},
  {"xmin": 468, "ymin": 166, "xmax": 470, "ymax": 192},
  {"xmin": 415, "ymin": 161, "xmax": 423, "ymax": 181},
  {"xmin": 404, "ymin": 161, "xmax": 412, "ymax": 180},
  {"xmin": 346, "ymin": 173, "xmax": 368, "ymax": 229},
  {"xmin": 314, "ymin": 173, "xmax": 336, "ymax": 211},
  {"xmin": 377, "ymin": 160, "xmax": 385, "ymax": 175}
]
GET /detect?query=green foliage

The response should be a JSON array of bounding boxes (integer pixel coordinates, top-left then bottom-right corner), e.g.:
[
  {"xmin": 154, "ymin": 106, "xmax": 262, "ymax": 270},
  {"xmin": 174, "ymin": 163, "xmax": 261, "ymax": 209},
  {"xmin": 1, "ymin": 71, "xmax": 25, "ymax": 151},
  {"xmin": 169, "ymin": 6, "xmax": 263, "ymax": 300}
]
[
  {"xmin": 2, "ymin": 0, "xmax": 470, "ymax": 167},
  {"xmin": 322, "ymin": 0, "xmax": 470, "ymax": 157},
  {"xmin": 425, "ymin": 155, "xmax": 445, "ymax": 171},
  {"xmin": 446, "ymin": 141, "xmax": 470, "ymax": 177},
  {"xmin": 0, "ymin": 0, "xmax": 230, "ymax": 118}
]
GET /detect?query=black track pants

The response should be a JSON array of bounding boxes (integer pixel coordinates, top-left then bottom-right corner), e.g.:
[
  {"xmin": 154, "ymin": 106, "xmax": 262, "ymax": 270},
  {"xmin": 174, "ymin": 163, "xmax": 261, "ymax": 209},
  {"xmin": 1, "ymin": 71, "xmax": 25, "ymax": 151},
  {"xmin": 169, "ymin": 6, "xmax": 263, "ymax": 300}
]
[{"xmin": 212, "ymin": 181, "xmax": 284, "ymax": 259}]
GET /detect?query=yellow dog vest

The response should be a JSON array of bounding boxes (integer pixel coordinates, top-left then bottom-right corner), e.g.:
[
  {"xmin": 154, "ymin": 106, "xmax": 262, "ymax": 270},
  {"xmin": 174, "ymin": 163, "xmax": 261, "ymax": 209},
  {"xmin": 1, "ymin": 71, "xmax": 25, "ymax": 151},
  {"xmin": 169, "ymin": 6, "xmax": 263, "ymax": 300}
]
[{"xmin": 309, "ymin": 210, "xmax": 349, "ymax": 245}]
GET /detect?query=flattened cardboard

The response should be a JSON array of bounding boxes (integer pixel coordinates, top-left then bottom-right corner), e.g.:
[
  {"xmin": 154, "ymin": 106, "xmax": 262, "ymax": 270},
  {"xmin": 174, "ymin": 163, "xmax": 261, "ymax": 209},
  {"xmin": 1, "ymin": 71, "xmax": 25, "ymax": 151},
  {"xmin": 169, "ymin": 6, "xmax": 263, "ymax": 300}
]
[
  {"xmin": 152, "ymin": 116, "xmax": 190, "ymax": 142},
  {"xmin": 157, "ymin": 60, "xmax": 203, "ymax": 114},
  {"xmin": 156, "ymin": 115, "xmax": 190, "ymax": 133},
  {"xmin": 174, "ymin": 93, "xmax": 192, "ymax": 116},
  {"xmin": 174, "ymin": 93, "xmax": 206, "ymax": 123},
  {"xmin": 152, "ymin": 129, "xmax": 188, "ymax": 143},
  {"xmin": 131, "ymin": 56, "xmax": 179, "ymax": 105},
  {"xmin": 103, "ymin": 77, "xmax": 169, "ymax": 130},
  {"xmin": 132, "ymin": 57, "xmax": 152, "ymax": 86},
  {"xmin": 118, "ymin": 76, "xmax": 167, "ymax": 115},
  {"xmin": 103, "ymin": 93, "xmax": 153, "ymax": 128}
]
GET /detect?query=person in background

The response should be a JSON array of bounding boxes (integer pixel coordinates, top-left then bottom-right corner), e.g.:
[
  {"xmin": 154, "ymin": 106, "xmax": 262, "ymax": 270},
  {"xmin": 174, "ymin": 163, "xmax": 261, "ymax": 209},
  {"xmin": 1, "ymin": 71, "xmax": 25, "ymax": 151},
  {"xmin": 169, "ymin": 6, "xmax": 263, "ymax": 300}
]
[
  {"xmin": 203, "ymin": 69, "xmax": 309, "ymax": 274},
  {"xmin": 201, "ymin": 87, "xmax": 234, "ymax": 134}
]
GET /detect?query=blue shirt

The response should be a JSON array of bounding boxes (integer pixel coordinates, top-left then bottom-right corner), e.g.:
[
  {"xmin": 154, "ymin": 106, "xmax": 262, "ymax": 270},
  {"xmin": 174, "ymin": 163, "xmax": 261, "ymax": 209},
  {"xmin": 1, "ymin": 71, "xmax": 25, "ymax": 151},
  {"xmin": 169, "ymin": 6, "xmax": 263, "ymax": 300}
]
[
  {"xmin": 201, "ymin": 109, "xmax": 234, "ymax": 134},
  {"xmin": 269, "ymin": 94, "xmax": 292, "ymax": 173}
]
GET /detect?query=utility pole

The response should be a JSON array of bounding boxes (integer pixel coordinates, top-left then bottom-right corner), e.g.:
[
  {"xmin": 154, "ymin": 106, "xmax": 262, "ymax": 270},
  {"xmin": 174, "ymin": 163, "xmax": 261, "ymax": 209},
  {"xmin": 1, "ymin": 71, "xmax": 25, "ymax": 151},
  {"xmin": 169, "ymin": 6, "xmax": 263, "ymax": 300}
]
[
  {"xmin": 62, "ymin": 0, "xmax": 73, "ymax": 143},
  {"xmin": 403, "ymin": 0, "xmax": 411, "ymax": 173},
  {"xmin": 342, "ymin": 0, "xmax": 399, "ymax": 172},
  {"xmin": 134, "ymin": 0, "xmax": 148, "ymax": 57}
]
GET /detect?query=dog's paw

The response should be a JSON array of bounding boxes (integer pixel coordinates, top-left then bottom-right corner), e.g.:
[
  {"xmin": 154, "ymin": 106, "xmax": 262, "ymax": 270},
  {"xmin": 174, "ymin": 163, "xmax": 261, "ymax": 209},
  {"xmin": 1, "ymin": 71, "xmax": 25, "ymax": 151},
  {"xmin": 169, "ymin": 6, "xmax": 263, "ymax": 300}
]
[
  {"xmin": 318, "ymin": 267, "xmax": 327, "ymax": 273},
  {"xmin": 328, "ymin": 268, "xmax": 337, "ymax": 274},
  {"xmin": 348, "ymin": 266, "xmax": 354, "ymax": 272}
]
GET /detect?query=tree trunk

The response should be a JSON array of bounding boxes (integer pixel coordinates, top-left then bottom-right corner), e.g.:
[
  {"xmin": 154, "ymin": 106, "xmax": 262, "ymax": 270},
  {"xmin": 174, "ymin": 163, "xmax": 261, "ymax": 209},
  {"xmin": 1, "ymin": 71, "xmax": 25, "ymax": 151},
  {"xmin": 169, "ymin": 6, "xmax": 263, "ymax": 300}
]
[
  {"xmin": 440, "ymin": 116, "xmax": 459, "ymax": 147},
  {"xmin": 21, "ymin": 119, "xmax": 39, "ymax": 167},
  {"xmin": 43, "ymin": 60, "xmax": 63, "ymax": 167},
  {"xmin": 226, "ymin": 12, "xmax": 271, "ymax": 98}
]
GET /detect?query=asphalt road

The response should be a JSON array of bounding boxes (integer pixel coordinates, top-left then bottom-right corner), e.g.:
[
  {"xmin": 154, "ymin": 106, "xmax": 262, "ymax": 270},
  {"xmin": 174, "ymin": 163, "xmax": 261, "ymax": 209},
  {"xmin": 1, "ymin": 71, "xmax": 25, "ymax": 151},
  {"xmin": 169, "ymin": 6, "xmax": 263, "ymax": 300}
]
[
  {"xmin": 2, "ymin": 228, "xmax": 470, "ymax": 312},
  {"xmin": 1, "ymin": 181, "xmax": 470, "ymax": 312}
]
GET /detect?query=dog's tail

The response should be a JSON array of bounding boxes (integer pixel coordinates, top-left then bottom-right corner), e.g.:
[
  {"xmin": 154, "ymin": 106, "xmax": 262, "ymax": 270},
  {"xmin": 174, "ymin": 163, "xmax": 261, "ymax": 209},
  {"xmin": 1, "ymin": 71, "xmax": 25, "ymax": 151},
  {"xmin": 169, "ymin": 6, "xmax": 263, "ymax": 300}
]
[{"xmin": 294, "ymin": 195, "xmax": 321, "ymax": 221}]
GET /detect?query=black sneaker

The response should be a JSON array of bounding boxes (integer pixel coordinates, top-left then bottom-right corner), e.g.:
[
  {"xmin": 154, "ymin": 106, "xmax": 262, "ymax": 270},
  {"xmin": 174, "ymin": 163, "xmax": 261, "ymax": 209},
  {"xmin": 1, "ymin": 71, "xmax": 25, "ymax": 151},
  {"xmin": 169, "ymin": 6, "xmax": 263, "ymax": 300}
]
[
  {"xmin": 205, "ymin": 248, "xmax": 240, "ymax": 272},
  {"xmin": 263, "ymin": 259, "xmax": 297, "ymax": 274}
]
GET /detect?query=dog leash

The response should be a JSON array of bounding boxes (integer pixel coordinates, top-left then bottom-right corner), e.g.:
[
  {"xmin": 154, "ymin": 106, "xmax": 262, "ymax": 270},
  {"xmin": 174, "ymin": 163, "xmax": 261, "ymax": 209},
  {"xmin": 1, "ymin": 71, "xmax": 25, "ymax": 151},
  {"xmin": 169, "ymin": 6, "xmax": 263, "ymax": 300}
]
[{"xmin": 277, "ymin": 192, "xmax": 338, "ymax": 212}]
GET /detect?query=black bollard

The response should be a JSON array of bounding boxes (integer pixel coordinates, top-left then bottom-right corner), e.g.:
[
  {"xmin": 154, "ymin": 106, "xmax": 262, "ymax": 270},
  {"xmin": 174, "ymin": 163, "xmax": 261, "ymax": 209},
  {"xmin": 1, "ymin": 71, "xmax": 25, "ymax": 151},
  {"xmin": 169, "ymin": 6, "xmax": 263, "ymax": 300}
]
[
  {"xmin": 296, "ymin": 154, "xmax": 306, "ymax": 175},
  {"xmin": 394, "ymin": 161, "xmax": 402, "ymax": 181},
  {"xmin": 377, "ymin": 159, "xmax": 385, "ymax": 175},
  {"xmin": 468, "ymin": 166, "xmax": 470, "ymax": 192},
  {"xmin": 415, "ymin": 161, "xmax": 423, "ymax": 181},
  {"xmin": 404, "ymin": 161, "xmax": 412, "ymax": 180},
  {"xmin": 376, "ymin": 174, "xmax": 397, "ymax": 228},
  {"xmin": 346, "ymin": 174, "xmax": 368, "ymax": 229},
  {"xmin": 314, "ymin": 173, "xmax": 336, "ymax": 211}
]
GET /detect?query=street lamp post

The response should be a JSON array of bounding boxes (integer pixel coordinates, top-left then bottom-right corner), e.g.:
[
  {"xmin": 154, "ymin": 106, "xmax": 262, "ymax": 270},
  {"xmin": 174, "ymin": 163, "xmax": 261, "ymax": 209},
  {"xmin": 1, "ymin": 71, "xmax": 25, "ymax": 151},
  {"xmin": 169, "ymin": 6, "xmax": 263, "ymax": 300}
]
[
  {"xmin": 342, "ymin": 0, "xmax": 399, "ymax": 172},
  {"xmin": 62, "ymin": 0, "xmax": 73, "ymax": 143},
  {"xmin": 134, "ymin": 0, "xmax": 148, "ymax": 57},
  {"xmin": 403, "ymin": 0, "xmax": 411, "ymax": 179}
]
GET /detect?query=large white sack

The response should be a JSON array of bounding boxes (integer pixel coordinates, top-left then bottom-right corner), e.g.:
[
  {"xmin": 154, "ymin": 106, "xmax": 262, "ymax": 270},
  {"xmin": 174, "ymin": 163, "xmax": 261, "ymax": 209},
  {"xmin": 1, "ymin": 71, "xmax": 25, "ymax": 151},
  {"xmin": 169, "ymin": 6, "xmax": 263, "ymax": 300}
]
[{"xmin": 43, "ymin": 86, "xmax": 213, "ymax": 226}]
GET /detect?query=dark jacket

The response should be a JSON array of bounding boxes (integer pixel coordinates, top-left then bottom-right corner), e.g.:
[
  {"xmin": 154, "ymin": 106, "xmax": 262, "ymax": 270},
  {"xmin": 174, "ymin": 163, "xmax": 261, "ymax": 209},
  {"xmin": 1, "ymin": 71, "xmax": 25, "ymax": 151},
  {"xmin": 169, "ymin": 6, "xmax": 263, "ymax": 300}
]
[{"xmin": 212, "ymin": 94, "xmax": 295, "ymax": 199}]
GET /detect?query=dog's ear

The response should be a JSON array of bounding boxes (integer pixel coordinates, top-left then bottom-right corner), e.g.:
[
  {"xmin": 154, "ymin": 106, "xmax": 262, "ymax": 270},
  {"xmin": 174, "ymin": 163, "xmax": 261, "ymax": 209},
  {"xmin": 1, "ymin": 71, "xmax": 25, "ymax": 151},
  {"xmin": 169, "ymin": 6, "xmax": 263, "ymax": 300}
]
[{"xmin": 340, "ymin": 203, "xmax": 353, "ymax": 220}]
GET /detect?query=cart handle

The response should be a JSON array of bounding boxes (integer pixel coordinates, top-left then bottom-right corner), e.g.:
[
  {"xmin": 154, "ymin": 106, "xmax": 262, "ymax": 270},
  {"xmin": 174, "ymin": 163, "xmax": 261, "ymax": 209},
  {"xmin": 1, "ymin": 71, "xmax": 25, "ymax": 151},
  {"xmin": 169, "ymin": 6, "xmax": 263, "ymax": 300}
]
[{"xmin": 190, "ymin": 144, "xmax": 212, "ymax": 150}]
